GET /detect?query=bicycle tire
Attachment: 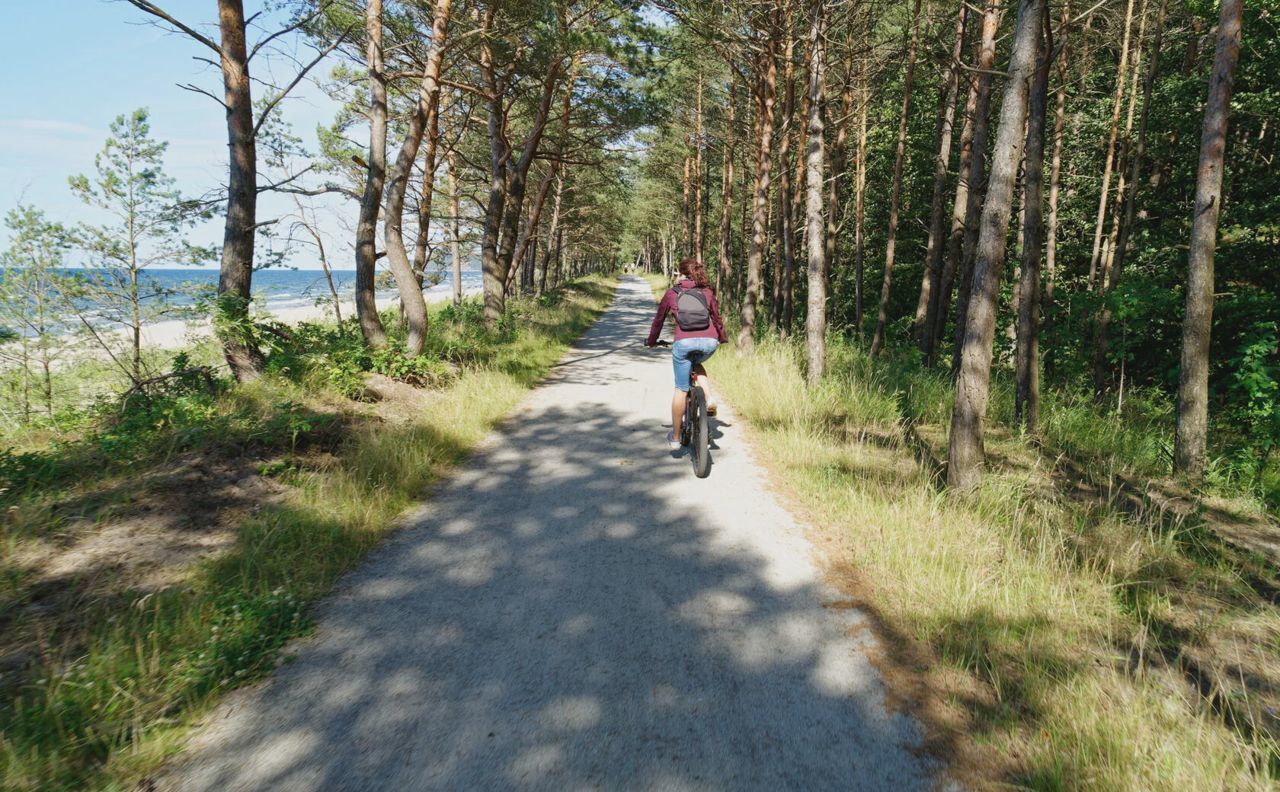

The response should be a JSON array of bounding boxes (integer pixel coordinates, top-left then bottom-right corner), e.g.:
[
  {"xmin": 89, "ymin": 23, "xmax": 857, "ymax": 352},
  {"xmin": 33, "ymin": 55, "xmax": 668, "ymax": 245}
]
[{"xmin": 690, "ymin": 385, "xmax": 711, "ymax": 478}]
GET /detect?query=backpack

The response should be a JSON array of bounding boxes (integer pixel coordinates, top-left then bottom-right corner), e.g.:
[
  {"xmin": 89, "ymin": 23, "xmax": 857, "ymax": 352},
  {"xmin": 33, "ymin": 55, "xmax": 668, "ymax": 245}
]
[{"xmin": 673, "ymin": 285, "xmax": 711, "ymax": 331}]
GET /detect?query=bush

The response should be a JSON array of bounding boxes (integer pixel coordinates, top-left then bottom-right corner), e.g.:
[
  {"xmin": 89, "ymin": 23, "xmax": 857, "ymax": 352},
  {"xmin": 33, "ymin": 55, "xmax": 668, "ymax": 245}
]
[{"xmin": 368, "ymin": 346, "xmax": 453, "ymax": 388}]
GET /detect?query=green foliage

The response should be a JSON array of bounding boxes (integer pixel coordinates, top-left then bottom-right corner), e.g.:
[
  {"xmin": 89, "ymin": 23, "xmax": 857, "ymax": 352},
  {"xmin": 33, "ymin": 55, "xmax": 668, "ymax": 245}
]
[
  {"xmin": 0, "ymin": 205, "xmax": 76, "ymax": 422},
  {"xmin": 66, "ymin": 108, "xmax": 212, "ymax": 384},
  {"xmin": 1226, "ymin": 321, "xmax": 1280, "ymax": 477}
]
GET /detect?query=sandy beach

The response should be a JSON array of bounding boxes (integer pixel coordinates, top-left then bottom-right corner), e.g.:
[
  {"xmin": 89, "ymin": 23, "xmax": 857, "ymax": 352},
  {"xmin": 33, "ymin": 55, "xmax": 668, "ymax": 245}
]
[
  {"xmin": 0, "ymin": 286, "xmax": 482, "ymax": 375},
  {"xmin": 137, "ymin": 287, "xmax": 480, "ymax": 351}
]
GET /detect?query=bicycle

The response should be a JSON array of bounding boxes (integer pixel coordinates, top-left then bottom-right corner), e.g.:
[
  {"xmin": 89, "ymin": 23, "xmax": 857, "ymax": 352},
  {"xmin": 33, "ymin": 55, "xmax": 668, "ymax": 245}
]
[{"xmin": 654, "ymin": 339, "xmax": 712, "ymax": 478}]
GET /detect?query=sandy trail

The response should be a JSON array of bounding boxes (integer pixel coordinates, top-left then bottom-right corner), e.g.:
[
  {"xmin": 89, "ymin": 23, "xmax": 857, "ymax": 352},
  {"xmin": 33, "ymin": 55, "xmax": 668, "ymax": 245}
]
[{"xmin": 160, "ymin": 276, "xmax": 941, "ymax": 791}]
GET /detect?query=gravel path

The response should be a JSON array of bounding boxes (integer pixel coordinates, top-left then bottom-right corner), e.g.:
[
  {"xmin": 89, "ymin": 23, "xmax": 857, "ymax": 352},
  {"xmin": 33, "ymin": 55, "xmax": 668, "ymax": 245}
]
[{"xmin": 161, "ymin": 277, "xmax": 940, "ymax": 791}]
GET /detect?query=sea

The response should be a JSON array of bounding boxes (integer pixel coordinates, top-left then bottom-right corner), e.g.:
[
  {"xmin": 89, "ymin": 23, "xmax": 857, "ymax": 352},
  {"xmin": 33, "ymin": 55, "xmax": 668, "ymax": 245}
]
[
  {"xmin": 0, "ymin": 268, "xmax": 485, "ymax": 337},
  {"xmin": 105, "ymin": 267, "xmax": 484, "ymax": 311},
  {"xmin": 6, "ymin": 268, "xmax": 483, "ymax": 311}
]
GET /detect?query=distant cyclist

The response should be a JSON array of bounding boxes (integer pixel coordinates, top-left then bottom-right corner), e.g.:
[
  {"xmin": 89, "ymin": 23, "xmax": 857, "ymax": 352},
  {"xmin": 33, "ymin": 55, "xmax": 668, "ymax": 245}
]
[{"xmin": 645, "ymin": 258, "xmax": 728, "ymax": 450}]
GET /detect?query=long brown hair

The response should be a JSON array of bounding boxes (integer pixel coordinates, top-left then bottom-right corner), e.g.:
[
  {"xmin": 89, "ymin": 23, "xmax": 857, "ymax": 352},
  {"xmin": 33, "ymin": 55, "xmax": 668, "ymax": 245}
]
[{"xmin": 678, "ymin": 257, "xmax": 712, "ymax": 290}]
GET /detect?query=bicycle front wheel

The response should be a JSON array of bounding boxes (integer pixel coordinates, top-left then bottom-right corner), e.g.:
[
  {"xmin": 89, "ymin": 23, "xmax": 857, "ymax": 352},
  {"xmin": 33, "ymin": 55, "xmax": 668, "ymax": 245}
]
[{"xmin": 690, "ymin": 385, "xmax": 711, "ymax": 478}]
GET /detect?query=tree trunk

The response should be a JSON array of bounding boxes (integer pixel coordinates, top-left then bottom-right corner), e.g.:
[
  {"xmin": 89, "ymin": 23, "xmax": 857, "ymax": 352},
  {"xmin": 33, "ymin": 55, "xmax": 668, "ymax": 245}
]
[
  {"xmin": 354, "ymin": 0, "xmax": 388, "ymax": 347},
  {"xmin": 1086, "ymin": 0, "xmax": 1137, "ymax": 290},
  {"xmin": 447, "ymin": 147, "xmax": 463, "ymax": 305},
  {"xmin": 543, "ymin": 170, "xmax": 566, "ymax": 294},
  {"xmin": 737, "ymin": 28, "xmax": 780, "ymax": 353},
  {"xmin": 682, "ymin": 147, "xmax": 692, "ymax": 253},
  {"xmin": 412, "ymin": 86, "xmax": 448, "ymax": 284},
  {"xmin": 853, "ymin": 50, "xmax": 869, "ymax": 337},
  {"xmin": 693, "ymin": 74, "xmax": 704, "ymax": 260},
  {"xmin": 869, "ymin": 0, "xmax": 924, "ymax": 357},
  {"xmin": 490, "ymin": 65, "xmax": 563, "ymax": 321},
  {"xmin": 804, "ymin": 2, "xmax": 827, "ymax": 383},
  {"xmin": 925, "ymin": 55, "xmax": 978, "ymax": 365},
  {"xmin": 1095, "ymin": 0, "xmax": 1165, "ymax": 393},
  {"xmin": 824, "ymin": 61, "xmax": 853, "ymax": 320},
  {"xmin": 1043, "ymin": 0, "xmax": 1069, "ymax": 366},
  {"xmin": 479, "ymin": 11, "xmax": 562, "ymax": 326},
  {"xmin": 718, "ymin": 78, "xmax": 736, "ymax": 296},
  {"xmin": 384, "ymin": 0, "xmax": 451, "ymax": 354},
  {"xmin": 948, "ymin": 0, "xmax": 1042, "ymax": 489},
  {"xmin": 786, "ymin": 39, "xmax": 812, "ymax": 332},
  {"xmin": 216, "ymin": 0, "xmax": 264, "ymax": 380},
  {"xmin": 914, "ymin": 4, "xmax": 967, "ymax": 347},
  {"xmin": 553, "ymin": 224, "xmax": 565, "ymax": 287},
  {"xmin": 949, "ymin": 0, "xmax": 1003, "ymax": 374},
  {"xmin": 1175, "ymin": 0, "xmax": 1242, "ymax": 477},
  {"xmin": 773, "ymin": 26, "xmax": 796, "ymax": 329},
  {"xmin": 1184, "ymin": 16, "xmax": 1204, "ymax": 75},
  {"xmin": 512, "ymin": 163, "xmax": 557, "ymax": 290},
  {"xmin": 516, "ymin": 60, "xmax": 576, "ymax": 290},
  {"xmin": 1015, "ymin": 9, "xmax": 1051, "ymax": 431}
]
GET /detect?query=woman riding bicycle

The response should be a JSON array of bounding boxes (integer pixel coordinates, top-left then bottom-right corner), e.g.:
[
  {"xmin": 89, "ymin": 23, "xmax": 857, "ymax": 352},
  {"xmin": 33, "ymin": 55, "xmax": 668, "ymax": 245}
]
[{"xmin": 645, "ymin": 258, "xmax": 728, "ymax": 450}]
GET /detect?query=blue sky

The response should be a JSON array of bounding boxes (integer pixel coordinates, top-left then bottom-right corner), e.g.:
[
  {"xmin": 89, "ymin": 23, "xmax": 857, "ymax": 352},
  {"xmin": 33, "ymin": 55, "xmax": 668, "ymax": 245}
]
[{"xmin": 0, "ymin": 1, "xmax": 348, "ymax": 269}]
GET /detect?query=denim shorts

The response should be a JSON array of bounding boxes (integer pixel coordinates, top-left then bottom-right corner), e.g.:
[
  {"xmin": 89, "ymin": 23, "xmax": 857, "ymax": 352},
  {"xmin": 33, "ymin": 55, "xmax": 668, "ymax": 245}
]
[{"xmin": 672, "ymin": 337, "xmax": 719, "ymax": 392}]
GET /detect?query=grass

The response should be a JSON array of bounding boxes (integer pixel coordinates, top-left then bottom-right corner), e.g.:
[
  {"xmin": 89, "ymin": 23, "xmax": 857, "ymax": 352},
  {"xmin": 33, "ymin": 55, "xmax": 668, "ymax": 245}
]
[
  {"xmin": 710, "ymin": 336, "xmax": 1280, "ymax": 791},
  {"xmin": 0, "ymin": 276, "xmax": 617, "ymax": 791}
]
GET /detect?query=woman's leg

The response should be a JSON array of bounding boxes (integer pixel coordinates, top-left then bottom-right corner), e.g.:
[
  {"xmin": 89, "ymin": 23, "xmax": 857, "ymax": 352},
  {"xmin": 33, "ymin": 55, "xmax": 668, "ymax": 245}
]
[
  {"xmin": 671, "ymin": 388, "xmax": 687, "ymax": 439},
  {"xmin": 691, "ymin": 340, "xmax": 719, "ymax": 413},
  {"xmin": 670, "ymin": 340, "xmax": 694, "ymax": 442}
]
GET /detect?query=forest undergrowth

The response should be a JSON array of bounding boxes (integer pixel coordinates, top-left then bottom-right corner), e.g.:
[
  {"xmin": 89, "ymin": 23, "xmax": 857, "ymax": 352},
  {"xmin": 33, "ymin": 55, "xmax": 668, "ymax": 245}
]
[{"xmin": 0, "ymin": 276, "xmax": 616, "ymax": 792}]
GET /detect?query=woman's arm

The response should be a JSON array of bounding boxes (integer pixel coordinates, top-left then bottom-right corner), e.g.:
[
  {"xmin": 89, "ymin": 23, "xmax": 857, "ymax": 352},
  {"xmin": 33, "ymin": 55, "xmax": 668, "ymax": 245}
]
[{"xmin": 646, "ymin": 289, "xmax": 674, "ymax": 346}]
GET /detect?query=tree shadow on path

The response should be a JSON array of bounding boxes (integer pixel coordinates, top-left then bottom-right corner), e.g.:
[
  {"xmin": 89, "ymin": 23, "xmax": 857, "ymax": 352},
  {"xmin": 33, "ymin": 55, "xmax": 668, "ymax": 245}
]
[{"xmin": 163, "ymin": 279, "xmax": 939, "ymax": 791}]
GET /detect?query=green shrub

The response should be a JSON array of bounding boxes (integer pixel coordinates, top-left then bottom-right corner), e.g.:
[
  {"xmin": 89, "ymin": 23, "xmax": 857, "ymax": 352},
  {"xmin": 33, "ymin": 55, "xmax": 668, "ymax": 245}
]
[{"xmin": 368, "ymin": 346, "xmax": 453, "ymax": 388}]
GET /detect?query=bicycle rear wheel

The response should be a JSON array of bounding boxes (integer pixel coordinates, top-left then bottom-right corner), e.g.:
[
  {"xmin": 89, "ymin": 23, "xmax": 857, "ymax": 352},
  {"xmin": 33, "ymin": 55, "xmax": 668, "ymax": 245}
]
[{"xmin": 690, "ymin": 385, "xmax": 711, "ymax": 478}]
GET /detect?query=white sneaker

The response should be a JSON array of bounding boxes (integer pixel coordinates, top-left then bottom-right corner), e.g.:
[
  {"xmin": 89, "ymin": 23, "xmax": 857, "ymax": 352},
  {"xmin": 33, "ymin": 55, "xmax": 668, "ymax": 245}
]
[{"xmin": 666, "ymin": 431, "xmax": 681, "ymax": 451}]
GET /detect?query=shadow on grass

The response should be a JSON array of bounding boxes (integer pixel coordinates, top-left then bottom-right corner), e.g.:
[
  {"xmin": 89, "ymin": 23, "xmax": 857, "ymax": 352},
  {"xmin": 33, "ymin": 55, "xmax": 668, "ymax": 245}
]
[{"xmin": 899, "ymin": 394, "xmax": 1280, "ymax": 774}]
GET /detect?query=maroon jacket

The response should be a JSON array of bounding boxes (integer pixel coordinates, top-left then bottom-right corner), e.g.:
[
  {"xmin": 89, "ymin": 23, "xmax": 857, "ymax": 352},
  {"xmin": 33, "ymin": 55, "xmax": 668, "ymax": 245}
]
[{"xmin": 647, "ymin": 278, "xmax": 728, "ymax": 346}]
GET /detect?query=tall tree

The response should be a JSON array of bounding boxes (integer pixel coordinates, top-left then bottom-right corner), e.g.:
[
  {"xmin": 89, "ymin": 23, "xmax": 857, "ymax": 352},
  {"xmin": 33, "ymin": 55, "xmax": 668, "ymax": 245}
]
[
  {"xmin": 693, "ymin": 74, "xmax": 705, "ymax": 260},
  {"xmin": 1094, "ymin": 0, "xmax": 1167, "ymax": 393},
  {"xmin": 914, "ymin": 4, "xmax": 967, "ymax": 347},
  {"xmin": 384, "ymin": 0, "xmax": 452, "ymax": 354},
  {"xmin": 355, "ymin": 0, "xmax": 389, "ymax": 347},
  {"xmin": 852, "ymin": 46, "xmax": 869, "ymax": 336},
  {"xmin": 478, "ymin": 3, "xmax": 570, "ymax": 327},
  {"xmin": 869, "ymin": 0, "xmax": 924, "ymax": 358},
  {"xmin": 0, "ymin": 207, "xmax": 74, "ymax": 420},
  {"xmin": 949, "ymin": 0, "xmax": 1003, "ymax": 374},
  {"xmin": 1175, "ymin": 0, "xmax": 1243, "ymax": 477},
  {"xmin": 924, "ymin": 41, "xmax": 980, "ymax": 365},
  {"xmin": 804, "ymin": 0, "xmax": 827, "ymax": 383},
  {"xmin": 69, "ymin": 109, "xmax": 209, "ymax": 386},
  {"xmin": 823, "ymin": 43, "xmax": 853, "ymax": 318},
  {"xmin": 125, "ymin": 0, "xmax": 340, "ymax": 380},
  {"xmin": 1086, "ymin": 0, "xmax": 1137, "ymax": 289},
  {"xmin": 718, "ymin": 78, "xmax": 737, "ymax": 296},
  {"xmin": 772, "ymin": 21, "xmax": 797, "ymax": 329},
  {"xmin": 446, "ymin": 142, "xmax": 464, "ymax": 306},
  {"xmin": 1014, "ymin": 8, "xmax": 1053, "ymax": 431},
  {"xmin": 1042, "ymin": 0, "xmax": 1069, "ymax": 353},
  {"xmin": 737, "ymin": 11, "xmax": 780, "ymax": 353},
  {"xmin": 948, "ymin": 0, "xmax": 1043, "ymax": 489}
]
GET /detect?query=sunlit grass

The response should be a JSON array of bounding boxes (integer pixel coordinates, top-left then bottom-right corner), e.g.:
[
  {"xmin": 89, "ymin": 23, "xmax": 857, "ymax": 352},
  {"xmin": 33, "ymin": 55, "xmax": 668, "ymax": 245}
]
[{"xmin": 712, "ymin": 337, "xmax": 1277, "ymax": 791}]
